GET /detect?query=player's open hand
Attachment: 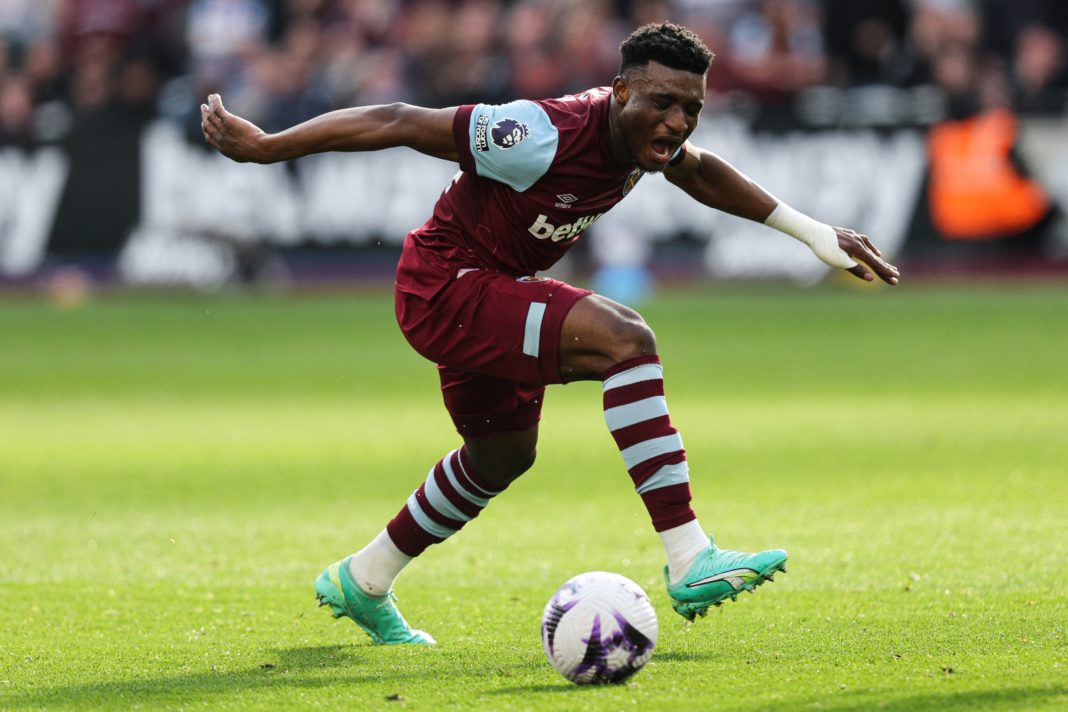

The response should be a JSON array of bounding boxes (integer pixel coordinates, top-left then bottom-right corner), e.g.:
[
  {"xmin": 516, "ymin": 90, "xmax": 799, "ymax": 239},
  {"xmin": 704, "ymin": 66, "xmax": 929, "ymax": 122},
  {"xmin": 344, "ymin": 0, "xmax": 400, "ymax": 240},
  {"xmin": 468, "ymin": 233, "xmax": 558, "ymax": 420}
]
[
  {"xmin": 200, "ymin": 94, "xmax": 270, "ymax": 163},
  {"xmin": 835, "ymin": 227, "xmax": 900, "ymax": 285}
]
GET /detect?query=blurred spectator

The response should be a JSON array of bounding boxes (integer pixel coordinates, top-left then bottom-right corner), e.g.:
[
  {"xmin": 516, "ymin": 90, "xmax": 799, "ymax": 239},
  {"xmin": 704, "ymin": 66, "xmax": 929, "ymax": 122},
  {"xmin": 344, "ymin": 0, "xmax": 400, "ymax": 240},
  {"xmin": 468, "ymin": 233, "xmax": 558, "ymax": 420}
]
[
  {"xmin": 258, "ymin": 16, "xmax": 332, "ymax": 131},
  {"xmin": 822, "ymin": 0, "xmax": 916, "ymax": 87},
  {"xmin": 727, "ymin": 0, "xmax": 826, "ymax": 102},
  {"xmin": 555, "ymin": 1, "xmax": 624, "ymax": 95},
  {"xmin": 0, "ymin": 0, "xmax": 63, "ymax": 45},
  {"xmin": 0, "ymin": 75, "xmax": 34, "ymax": 145},
  {"xmin": 981, "ymin": 0, "xmax": 1068, "ymax": 58},
  {"xmin": 503, "ymin": 1, "xmax": 562, "ymax": 99},
  {"xmin": 185, "ymin": 0, "xmax": 269, "ymax": 82},
  {"xmin": 907, "ymin": 0, "xmax": 980, "ymax": 86},
  {"xmin": 21, "ymin": 38, "xmax": 66, "ymax": 104},
  {"xmin": 410, "ymin": 0, "xmax": 509, "ymax": 106},
  {"xmin": 1010, "ymin": 25, "xmax": 1068, "ymax": 114},
  {"xmin": 0, "ymin": 0, "xmax": 1065, "ymax": 146}
]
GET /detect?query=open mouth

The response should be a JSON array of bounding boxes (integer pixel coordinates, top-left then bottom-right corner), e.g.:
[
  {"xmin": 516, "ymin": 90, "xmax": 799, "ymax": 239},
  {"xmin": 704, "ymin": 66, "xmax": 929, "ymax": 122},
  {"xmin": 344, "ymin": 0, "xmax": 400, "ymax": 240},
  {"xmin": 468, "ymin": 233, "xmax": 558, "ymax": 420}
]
[{"xmin": 650, "ymin": 139, "xmax": 676, "ymax": 162}]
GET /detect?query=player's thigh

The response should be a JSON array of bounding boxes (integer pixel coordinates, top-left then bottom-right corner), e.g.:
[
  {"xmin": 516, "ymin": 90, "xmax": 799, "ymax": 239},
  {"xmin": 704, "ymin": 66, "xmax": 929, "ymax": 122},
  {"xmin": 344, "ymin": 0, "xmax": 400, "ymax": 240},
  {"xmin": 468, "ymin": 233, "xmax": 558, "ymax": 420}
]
[
  {"xmin": 397, "ymin": 271, "xmax": 591, "ymax": 386},
  {"xmin": 439, "ymin": 365, "xmax": 545, "ymax": 440}
]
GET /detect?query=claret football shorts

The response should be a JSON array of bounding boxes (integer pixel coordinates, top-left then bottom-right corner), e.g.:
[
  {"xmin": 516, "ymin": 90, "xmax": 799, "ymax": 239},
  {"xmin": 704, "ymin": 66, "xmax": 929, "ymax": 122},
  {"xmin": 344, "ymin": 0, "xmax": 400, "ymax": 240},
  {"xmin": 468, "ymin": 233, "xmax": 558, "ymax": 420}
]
[{"xmin": 396, "ymin": 270, "xmax": 591, "ymax": 439}]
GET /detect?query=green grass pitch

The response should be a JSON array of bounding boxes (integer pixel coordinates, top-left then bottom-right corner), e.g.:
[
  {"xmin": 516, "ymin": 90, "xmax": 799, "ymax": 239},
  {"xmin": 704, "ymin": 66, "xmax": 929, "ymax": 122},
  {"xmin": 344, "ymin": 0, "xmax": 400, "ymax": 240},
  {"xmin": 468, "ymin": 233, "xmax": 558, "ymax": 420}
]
[{"xmin": 1, "ymin": 282, "xmax": 1065, "ymax": 710}]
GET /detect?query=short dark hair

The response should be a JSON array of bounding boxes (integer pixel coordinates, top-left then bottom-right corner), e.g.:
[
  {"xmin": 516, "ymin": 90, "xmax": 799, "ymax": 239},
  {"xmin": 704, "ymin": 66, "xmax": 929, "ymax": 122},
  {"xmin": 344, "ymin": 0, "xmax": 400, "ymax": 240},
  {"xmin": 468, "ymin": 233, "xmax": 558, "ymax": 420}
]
[{"xmin": 619, "ymin": 22, "xmax": 714, "ymax": 77}]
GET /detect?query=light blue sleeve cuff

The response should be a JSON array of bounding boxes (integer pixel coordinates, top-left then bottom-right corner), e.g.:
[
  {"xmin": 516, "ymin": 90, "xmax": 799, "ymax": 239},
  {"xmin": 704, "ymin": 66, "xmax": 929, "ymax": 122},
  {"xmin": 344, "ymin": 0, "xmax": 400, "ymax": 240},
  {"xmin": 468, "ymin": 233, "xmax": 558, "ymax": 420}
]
[{"xmin": 467, "ymin": 100, "xmax": 559, "ymax": 192}]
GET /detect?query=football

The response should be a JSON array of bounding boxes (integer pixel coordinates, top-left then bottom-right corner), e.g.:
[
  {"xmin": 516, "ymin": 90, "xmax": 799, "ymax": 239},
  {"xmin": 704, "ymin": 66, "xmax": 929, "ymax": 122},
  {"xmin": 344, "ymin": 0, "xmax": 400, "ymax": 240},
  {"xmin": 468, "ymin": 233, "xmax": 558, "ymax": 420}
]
[{"xmin": 540, "ymin": 571, "xmax": 658, "ymax": 685}]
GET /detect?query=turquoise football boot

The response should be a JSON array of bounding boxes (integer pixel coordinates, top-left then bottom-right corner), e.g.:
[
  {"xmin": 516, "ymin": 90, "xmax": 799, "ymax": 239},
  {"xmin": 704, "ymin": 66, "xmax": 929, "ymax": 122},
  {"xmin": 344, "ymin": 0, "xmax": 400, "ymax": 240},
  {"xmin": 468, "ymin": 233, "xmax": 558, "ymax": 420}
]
[
  {"xmin": 315, "ymin": 557, "xmax": 435, "ymax": 645},
  {"xmin": 665, "ymin": 535, "xmax": 788, "ymax": 621}
]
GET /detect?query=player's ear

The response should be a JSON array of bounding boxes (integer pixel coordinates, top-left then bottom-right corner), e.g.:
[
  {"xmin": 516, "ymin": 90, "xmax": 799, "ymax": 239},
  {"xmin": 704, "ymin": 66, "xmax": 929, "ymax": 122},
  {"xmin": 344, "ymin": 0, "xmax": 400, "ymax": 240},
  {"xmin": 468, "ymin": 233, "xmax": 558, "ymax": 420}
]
[{"xmin": 612, "ymin": 76, "xmax": 630, "ymax": 105}]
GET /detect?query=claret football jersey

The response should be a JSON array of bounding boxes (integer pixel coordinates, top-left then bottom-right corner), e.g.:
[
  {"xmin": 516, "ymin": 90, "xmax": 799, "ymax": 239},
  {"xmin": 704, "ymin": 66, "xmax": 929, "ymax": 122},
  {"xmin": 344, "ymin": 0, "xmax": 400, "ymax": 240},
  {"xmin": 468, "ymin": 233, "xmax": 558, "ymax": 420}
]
[{"xmin": 395, "ymin": 87, "xmax": 683, "ymax": 299}]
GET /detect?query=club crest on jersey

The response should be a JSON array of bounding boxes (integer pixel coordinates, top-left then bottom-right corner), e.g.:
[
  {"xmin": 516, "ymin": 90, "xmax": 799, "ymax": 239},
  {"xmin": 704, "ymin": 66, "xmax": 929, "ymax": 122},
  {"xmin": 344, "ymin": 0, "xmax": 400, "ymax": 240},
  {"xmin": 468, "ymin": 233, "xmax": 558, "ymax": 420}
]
[
  {"xmin": 516, "ymin": 275, "xmax": 548, "ymax": 283},
  {"xmin": 491, "ymin": 118, "xmax": 529, "ymax": 149},
  {"xmin": 622, "ymin": 167, "xmax": 644, "ymax": 196}
]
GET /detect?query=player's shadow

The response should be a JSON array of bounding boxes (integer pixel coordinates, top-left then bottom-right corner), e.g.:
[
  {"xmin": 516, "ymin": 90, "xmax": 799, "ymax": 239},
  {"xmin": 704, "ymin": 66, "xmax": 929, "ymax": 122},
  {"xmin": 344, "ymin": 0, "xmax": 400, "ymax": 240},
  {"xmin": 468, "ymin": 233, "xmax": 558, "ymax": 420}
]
[
  {"xmin": 804, "ymin": 685, "xmax": 1067, "ymax": 711},
  {"xmin": 648, "ymin": 649, "xmax": 722, "ymax": 663},
  {"xmin": 3, "ymin": 644, "xmax": 512, "ymax": 709},
  {"xmin": 488, "ymin": 682, "xmax": 637, "ymax": 696},
  {"xmin": 487, "ymin": 650, "xmax": 725, "ymax": 695},
  {"xmin": 488, "ymin": 683, "xmax": 1068, "ymax": 709}
]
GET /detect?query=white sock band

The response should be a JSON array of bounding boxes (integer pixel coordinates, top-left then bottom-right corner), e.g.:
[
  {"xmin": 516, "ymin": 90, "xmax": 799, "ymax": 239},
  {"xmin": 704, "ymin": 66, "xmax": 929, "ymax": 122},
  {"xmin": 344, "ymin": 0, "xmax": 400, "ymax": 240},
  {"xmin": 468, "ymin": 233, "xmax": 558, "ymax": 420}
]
[
  {"xmin": 765, "ymin": 202, "xmax": 857, "ymax": 269},
  {"xmin": 347, "ymin": 529, "xmax": 412, "ymax": 596},
  {"xmin": 659, "ymin": 519, "xmax": 709, "ymax": 584}
]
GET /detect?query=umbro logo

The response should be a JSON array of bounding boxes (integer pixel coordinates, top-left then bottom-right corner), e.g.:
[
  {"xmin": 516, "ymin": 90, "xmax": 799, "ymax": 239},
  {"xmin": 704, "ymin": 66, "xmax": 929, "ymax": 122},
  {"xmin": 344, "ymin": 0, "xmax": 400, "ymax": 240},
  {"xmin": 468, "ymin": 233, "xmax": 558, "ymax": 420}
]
[
  {"xmin": 685, "ymin": 568, "xmax": 756, "ymax": 590},
  {"xmin": 555, "ymin": 193, "xmax": 578, "ymax": 209}
]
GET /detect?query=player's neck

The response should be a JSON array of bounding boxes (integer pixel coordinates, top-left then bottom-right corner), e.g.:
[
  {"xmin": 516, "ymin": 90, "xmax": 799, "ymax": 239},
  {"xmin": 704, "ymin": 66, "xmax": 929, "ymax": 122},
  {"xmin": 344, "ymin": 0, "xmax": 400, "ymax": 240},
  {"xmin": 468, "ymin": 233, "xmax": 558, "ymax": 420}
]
[{"xmin": 606, "ymin": 101, "xmax": 635, "ymax": 165}]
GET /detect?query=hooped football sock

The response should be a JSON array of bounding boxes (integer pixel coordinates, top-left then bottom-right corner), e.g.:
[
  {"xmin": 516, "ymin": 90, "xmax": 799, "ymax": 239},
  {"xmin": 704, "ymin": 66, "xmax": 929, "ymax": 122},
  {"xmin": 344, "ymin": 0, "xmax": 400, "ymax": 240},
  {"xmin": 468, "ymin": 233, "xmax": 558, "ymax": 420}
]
[
  {"xmin": 602, "ymin": 355, "xmax": 694, "ymax": 530},
  {"xmin": 384, "ymin": 445, "xmax": 504, "ymax": 558},
  {"xmin": 603, "ymin": 355, "xmax": 701, "ymax": 566},
  {"xmin": 347, "ymin": 529, "xmax": 413, "ymax": 596},
  {"xmin": 659, "ymin": 519, "xmax": 711, "ymax": 584}
]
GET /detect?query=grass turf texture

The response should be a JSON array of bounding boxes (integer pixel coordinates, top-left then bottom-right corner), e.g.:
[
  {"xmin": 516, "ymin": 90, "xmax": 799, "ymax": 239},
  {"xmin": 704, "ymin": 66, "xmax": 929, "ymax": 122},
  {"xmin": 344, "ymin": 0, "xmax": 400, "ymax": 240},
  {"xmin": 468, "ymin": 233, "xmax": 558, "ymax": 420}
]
[{"xmin": 0, "ymin": 283, "xmax": 1065, "ymax": 711}]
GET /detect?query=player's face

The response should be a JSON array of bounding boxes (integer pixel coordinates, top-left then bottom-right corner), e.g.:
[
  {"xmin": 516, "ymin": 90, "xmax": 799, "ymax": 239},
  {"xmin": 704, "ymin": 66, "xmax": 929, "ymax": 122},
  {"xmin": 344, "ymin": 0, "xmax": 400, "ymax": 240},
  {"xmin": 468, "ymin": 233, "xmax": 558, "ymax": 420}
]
[{"xmin": 611, "ymin": 62, "xmax": 706, "ymax": 172}]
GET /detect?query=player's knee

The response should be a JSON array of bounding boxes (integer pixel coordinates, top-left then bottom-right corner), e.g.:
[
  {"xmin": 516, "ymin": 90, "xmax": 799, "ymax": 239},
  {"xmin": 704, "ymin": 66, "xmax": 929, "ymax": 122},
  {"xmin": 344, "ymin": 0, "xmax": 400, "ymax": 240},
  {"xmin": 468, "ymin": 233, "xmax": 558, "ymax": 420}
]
[
  {"xmin": 484, "ymin": 448, "xmax": 535, "ymax": 488},
  {"xmin": 467, "ymin": 441, "xmax": 537, "ymax": 489},
  {"xmin": 504, "ymin": 447, "xmax": 537, "ymax": 480},
  {"xmin": 605, "ymin": 313, "xmax": 657, "ymax": 364},
  {"xmin": 559, "ymin": 295, "xmax": 658, "ymax": 380}
]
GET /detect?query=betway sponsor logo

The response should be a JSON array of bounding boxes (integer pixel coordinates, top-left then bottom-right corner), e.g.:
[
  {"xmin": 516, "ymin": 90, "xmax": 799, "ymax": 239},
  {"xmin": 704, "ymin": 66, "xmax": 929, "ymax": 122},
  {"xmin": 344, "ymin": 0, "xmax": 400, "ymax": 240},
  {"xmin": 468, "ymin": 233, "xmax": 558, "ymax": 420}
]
[{"xmin": 527, "ymin": 212, "xmax": 603, "ymax": 242}]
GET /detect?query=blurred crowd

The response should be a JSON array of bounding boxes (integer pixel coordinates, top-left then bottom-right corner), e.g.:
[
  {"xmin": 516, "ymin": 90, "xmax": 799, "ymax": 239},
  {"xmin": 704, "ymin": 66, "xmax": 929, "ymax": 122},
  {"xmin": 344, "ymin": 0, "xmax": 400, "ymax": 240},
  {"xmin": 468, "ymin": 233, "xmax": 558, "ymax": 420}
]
[{"xmin": 1, "ymin": 0, "xmax": 1067, "ymax": 144}]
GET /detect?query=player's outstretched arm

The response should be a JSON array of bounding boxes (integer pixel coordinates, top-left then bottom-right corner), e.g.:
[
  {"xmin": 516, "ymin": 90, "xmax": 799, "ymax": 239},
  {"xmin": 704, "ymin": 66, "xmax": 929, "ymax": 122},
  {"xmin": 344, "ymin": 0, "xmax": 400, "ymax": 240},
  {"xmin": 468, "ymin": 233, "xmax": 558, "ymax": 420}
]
[
  {"xmin": 200, "ymin": 94, "xmax": 459, "ymax": 164},
  {"xmin": 665, "ymin": 143, "xmax": 900, "ymax": 285}
]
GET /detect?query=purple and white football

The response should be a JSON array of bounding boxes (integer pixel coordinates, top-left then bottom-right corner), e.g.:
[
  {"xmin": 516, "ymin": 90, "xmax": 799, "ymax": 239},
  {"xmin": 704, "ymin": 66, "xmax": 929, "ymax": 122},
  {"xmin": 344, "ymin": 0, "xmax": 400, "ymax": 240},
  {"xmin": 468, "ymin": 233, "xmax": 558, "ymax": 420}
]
[{"xmin": 541, "ymin": 571, "xmax": 658, "ymax": 685}]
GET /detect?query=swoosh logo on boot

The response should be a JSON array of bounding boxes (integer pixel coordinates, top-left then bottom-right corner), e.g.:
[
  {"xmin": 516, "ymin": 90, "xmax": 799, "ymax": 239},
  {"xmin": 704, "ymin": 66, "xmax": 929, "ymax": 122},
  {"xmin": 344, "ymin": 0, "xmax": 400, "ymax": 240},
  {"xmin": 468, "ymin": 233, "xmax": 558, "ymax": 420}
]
[{"xmin": 686, "ymin": 568, "xmax": 756, "ymax": 589}]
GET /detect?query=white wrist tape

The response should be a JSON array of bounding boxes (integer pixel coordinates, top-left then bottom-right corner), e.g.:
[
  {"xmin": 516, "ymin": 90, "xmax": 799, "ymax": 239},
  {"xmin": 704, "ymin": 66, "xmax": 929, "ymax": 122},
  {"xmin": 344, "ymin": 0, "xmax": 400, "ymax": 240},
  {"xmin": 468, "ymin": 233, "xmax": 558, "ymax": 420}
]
[{"xmin": 765, "ymin": 202, "xmax": 856, "ymax": 269}]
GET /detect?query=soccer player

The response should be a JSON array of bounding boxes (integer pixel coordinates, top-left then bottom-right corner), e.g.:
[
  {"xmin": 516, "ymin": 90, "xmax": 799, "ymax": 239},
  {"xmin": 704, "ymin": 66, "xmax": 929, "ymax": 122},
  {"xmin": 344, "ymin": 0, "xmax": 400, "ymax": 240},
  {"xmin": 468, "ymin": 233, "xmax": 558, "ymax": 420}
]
[{"xmin": 202, "ymin": 23, "xmax": 900, "ymax": 645}]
